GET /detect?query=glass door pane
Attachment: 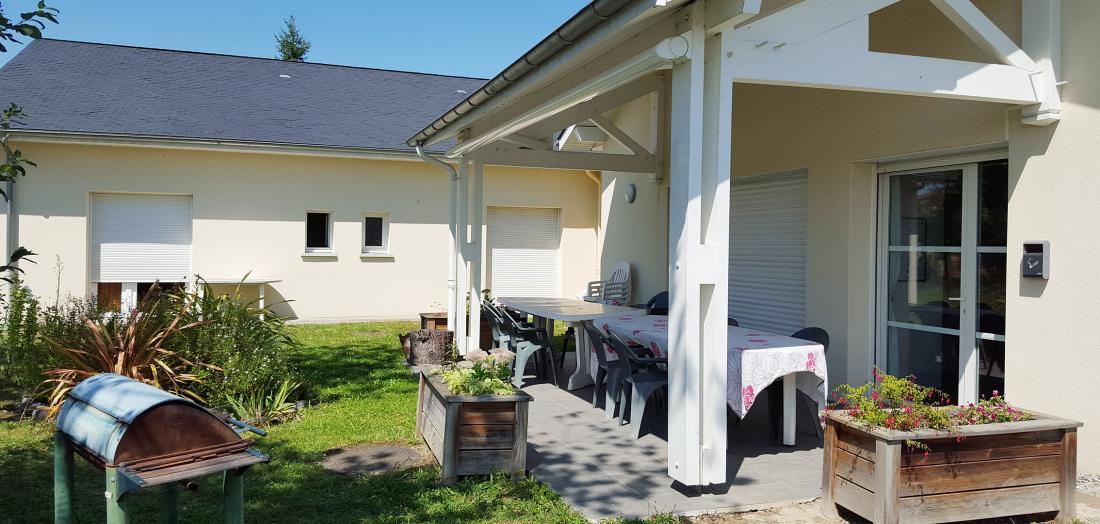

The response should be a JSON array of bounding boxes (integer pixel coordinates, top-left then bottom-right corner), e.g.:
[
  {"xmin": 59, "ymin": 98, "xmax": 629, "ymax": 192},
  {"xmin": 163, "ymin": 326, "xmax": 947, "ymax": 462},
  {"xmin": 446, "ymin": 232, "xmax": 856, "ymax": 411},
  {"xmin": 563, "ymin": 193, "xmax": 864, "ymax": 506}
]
[
  {"xmin": 883, "ymin": 170, "xmax": 964, "ymax": 401},
  {"xmin": 976, "ymin": 160, "xmax": 1007, "ymax": 398}
]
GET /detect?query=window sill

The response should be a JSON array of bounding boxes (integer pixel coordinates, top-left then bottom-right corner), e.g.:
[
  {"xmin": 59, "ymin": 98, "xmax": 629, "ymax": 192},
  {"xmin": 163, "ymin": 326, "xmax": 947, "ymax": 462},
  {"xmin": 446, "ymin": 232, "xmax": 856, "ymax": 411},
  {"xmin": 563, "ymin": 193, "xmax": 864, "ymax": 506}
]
[
  {"xmin": 301, "ymin": 251, "xmax": 337, "ymax": 258},
  {"xmin": 360, "ymin": 251, "xmax": 394, "ymax": 259}
]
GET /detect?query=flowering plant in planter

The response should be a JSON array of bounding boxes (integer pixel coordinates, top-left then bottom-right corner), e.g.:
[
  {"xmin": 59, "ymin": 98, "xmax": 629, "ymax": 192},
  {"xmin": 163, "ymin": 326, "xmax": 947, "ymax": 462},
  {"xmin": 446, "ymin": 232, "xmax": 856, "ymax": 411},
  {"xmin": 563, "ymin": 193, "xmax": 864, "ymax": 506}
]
[
  {"xmin": 438, "ymin": 348, "xmax": 516, "ymax": 395},
  {"xmin": 828, "ymin": 369, "xmax": 1032, "ymax": 451}
]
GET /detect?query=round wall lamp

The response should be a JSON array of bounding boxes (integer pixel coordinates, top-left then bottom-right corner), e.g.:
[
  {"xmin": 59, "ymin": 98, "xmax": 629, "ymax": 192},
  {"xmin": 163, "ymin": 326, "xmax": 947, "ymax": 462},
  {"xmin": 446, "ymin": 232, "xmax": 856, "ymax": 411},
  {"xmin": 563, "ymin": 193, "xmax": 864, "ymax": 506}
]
[{"xmin": 625, "ymin": 183, "xmax": 637, "ymax": 203}]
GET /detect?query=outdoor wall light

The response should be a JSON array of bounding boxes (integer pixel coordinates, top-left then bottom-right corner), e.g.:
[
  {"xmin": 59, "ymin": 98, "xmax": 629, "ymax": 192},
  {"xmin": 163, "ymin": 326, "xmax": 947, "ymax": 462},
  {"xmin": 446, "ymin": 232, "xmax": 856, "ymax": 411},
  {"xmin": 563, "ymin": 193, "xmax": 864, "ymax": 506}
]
[{"xmin": 625, "ymin": 183, "xmax": 637, "ymax": 203}]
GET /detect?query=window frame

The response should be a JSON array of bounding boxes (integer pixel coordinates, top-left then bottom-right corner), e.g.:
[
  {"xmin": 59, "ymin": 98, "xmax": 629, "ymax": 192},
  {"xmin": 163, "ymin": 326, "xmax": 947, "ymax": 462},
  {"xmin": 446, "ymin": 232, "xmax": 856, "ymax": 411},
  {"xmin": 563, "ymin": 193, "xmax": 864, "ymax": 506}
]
[
  {"xmin": 304, "ymin": 210, "xmax": 334, "ymax": 253},
  {"xmin": 361, "ymin": 212, "xmax": 390, "ymax": 255}
]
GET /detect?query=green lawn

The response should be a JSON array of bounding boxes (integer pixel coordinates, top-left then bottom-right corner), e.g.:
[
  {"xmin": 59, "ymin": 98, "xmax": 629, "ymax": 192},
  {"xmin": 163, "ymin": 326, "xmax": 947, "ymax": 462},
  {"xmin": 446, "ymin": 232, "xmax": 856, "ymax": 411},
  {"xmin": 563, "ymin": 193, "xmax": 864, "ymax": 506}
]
[{"xmin": 0, "ymin": 322, "xmax": 607, "ymax": 523}]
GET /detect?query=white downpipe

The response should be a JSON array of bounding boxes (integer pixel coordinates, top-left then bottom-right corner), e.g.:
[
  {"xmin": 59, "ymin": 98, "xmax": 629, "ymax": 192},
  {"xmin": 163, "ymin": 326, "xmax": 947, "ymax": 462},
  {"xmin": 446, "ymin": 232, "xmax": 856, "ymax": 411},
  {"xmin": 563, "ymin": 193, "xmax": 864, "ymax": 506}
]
[{"xmin": 415, "ymin": 146, "xmax": 460, "ymax": 338}]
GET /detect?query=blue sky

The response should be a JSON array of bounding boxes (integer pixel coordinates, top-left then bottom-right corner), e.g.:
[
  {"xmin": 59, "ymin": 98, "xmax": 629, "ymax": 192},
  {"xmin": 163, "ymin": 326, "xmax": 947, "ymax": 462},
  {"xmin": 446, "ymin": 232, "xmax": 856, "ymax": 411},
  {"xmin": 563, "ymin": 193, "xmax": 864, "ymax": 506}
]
[{"xmin": 0, "ymin": 1, "xmax": 591, "ymax": 78}]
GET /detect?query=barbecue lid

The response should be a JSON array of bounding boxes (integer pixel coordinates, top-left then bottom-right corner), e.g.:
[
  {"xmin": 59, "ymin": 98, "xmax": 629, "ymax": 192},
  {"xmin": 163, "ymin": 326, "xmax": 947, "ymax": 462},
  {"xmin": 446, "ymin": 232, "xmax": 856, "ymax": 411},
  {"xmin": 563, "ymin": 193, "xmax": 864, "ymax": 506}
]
[{"xmin": 56, "ymin": 373, "xmax": 237, "ymax": 466}]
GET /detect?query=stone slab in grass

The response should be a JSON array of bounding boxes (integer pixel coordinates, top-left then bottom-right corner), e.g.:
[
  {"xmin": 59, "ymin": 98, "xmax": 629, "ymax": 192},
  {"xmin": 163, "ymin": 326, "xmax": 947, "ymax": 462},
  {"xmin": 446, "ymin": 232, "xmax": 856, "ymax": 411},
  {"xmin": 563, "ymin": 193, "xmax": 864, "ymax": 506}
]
[{"xmin": 321, "ymin": 444, "xmax": 430, "ymax": 476}]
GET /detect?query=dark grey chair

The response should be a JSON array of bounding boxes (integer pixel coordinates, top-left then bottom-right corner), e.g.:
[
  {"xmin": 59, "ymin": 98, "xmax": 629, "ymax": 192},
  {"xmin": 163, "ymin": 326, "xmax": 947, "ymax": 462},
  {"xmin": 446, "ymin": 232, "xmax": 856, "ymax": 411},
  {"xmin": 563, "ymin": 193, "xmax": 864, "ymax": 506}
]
[
  {"xmin": 501, "ymin": 307, "xmax": 559, "ymax": 388},
  {"xmin": 481, "ymin": 299, "xmax": 510, "ymax": 349},
  {"xmin": 727, "ymin": 317, "xmax": 740, "ymax": 327},
  {"xmin": 767, "ymin": 327, "xmax": 830, "ymax": 440},
  {"xmin": 605, "ymin": 331, "xmax": 668, "ymax": 438},
  {"xmin": 582, "ymin": 322, "xmax": 634, "ymax": 417},
  {"xmin": 630, "ymin": 291, "xmax": 669, "ymax": 316}
]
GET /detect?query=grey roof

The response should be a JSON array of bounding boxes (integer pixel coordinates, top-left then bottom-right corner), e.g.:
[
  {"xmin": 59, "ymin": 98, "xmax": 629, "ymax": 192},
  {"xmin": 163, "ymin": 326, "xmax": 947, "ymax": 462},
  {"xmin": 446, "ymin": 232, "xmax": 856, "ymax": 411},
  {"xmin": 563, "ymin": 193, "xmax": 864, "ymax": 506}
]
[{"xmin": 0, "ymin": 39, "xmax": 487, "ymax": 152}]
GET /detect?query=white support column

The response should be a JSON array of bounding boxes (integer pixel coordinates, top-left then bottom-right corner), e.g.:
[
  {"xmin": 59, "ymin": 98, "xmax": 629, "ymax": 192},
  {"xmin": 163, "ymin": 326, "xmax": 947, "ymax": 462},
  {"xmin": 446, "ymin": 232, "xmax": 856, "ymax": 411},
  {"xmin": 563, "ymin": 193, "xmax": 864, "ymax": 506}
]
[
  {"xmin": 466, "ymin": 157, "xmax": 485, "ymax": 352},
  {"xmin": 667, "ymin": 1, "xmax": 729, "ymax": 487},
  {"xmin": 446, "ymin": 157, "xmax": 460, "ymax": 334},
  {"xmin": 454, "ymin": 158, "xmax": 470, "ymax": 355}
]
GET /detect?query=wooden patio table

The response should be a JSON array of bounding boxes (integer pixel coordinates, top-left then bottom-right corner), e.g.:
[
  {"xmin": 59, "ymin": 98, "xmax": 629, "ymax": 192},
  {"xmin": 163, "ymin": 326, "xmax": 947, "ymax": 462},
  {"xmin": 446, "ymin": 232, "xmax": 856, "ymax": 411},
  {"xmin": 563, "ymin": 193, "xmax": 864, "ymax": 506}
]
[
  {"xmin": 599, "ymin": 314, "xmax": 827, "ymax": 446},
  {"xmin": 496, "ymin": 297, "xmax": 641, "ymax": 390}
]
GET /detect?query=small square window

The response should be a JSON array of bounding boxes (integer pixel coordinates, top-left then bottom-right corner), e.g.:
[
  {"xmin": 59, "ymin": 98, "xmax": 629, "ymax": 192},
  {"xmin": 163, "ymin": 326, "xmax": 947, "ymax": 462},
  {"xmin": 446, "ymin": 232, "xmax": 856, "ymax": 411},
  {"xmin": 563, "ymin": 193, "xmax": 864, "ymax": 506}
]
[
  {"xmin": 305, "ymin": 212, "xmax": 332, "ymax": 252},
  {"xmin": 362, "ymin": 213, "xmax": 389, "ymax": 253}
]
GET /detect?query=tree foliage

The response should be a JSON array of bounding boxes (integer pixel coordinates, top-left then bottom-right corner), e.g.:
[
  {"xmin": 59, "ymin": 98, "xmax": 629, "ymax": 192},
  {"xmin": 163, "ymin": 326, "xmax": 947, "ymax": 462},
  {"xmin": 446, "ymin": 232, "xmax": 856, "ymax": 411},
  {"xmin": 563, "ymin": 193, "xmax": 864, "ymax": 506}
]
[
  {"xmin": 275, "ymin": 14, "xmax": 310, "ymax": 62},
  {"xmin": 0, "ymin": 1, "xmax": 58, "ymax": 52}
]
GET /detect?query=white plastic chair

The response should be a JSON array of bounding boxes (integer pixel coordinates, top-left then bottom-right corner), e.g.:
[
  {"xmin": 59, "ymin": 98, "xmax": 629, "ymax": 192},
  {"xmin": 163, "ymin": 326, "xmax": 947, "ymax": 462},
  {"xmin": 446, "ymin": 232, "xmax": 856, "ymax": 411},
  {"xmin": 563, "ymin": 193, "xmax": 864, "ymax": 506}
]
[{"xmin": 582, "ymin": 262, "xmax": 632, "ymax": 306}]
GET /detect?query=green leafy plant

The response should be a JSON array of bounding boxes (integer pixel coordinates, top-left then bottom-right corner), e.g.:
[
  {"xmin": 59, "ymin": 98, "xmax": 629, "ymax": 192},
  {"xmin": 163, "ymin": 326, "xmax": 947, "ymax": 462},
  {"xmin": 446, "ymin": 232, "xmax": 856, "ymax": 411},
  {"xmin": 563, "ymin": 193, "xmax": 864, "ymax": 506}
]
[
  {"xmin": 438, "ymin": 348, "xmax": 516, "ymax": 395},
  {"xmin": 0, "ymin": 272, "xmax": 43, "ymax": 392},
  {"xmin": 41, "ymin": 284, "xmax": 214, "ymax": 416},
  {"xmin": 167, "ymin": 276, "xmax": 299, "ymax": 406},
  {"xmin": 225, "ymin": 378, "xmax": 302, "ymax": 427},
  {"xmin": 828, "ymin": 369, "xmax": 1032, "ymax": 451}
]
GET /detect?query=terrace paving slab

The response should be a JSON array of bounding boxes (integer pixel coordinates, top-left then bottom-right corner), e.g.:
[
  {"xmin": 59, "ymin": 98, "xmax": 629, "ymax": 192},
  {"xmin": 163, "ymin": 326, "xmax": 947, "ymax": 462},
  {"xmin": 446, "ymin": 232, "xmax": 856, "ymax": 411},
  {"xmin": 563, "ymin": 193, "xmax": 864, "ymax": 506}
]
[{"xmin": 519, "ymin": 365, "xmax": 825, "ymax": 521}]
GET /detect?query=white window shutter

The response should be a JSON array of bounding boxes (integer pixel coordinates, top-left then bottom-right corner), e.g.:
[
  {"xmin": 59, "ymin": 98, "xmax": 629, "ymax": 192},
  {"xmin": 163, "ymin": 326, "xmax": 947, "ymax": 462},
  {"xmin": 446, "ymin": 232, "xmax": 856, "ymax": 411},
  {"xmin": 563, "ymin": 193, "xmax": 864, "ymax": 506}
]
[
  {"xmin": 729, "ymin": 172, "xmax": 808, "ymax": 335},
  {"xmin": 89, "ymin": 193, "xmax": 193, "ymax": 283},
  {"xmin": 486, "ymin": 206, "xmax": 561, "ymax": 298}
]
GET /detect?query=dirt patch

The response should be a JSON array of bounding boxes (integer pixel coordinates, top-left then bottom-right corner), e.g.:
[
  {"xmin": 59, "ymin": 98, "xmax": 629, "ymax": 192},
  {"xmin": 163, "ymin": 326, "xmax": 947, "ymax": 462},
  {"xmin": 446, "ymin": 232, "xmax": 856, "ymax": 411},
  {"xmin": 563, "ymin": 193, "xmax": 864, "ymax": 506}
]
[
  {"xmin": 351, "ymin": 331, "xmax": 389, "ymax": 337},
  {"xmin": 321, "ymin": 444, "xmax": 432, "ymax": 476}
]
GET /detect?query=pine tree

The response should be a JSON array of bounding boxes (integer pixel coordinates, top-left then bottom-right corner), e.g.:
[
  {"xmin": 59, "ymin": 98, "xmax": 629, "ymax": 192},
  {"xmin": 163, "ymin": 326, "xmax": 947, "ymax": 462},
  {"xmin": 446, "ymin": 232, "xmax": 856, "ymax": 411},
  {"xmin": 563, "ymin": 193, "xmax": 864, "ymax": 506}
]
[{"xmin": 275, "ymin": 15, "xmax": 310, "ymax": 62}]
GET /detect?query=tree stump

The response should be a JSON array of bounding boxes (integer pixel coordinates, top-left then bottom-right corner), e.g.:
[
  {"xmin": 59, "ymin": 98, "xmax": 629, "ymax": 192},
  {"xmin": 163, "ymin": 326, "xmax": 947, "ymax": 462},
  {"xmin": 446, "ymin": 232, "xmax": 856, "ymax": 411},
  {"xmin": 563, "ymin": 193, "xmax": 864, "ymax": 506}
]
[{"xmin": 401, "ymin": 329, "xmax": 453, "ymax": 366}]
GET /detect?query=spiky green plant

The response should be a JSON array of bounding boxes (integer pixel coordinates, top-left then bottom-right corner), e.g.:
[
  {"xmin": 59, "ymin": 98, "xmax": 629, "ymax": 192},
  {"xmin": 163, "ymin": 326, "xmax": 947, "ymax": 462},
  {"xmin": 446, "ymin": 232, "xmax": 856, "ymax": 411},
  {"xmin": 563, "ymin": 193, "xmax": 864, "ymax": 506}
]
[{"xmin": 41, "ymin": 284, "xmax": 213, "ymax": 416}]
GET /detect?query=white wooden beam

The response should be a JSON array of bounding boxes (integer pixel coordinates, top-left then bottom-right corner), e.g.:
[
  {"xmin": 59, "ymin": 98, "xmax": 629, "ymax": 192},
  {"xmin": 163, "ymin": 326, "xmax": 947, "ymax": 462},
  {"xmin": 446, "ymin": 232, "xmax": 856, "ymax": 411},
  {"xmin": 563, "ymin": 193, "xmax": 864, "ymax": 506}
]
[
  {"xmin": 696, "ymin": 25, "xmax": 733, "ymax": 486},
  {"xmin": 931, "ymin": 0, "xmax": 1061, "ymax": 124},
  {"xmin": 1021, "ymin": 0, "xmax": 1063, "ymax": 125},
  {"xmin": 588, "ymin": 113, "xmax": 654, "ymax": 160},
  {"xmin": 506, "ymin": 74, "xmax": 665, "ymax": 149},
  {"xmin": 731, "ymin": 0, "xmax": 898, "ymax": 45},
  {"xmin": 498, "ymin": 134, "xmax": 551, "ymax": 150},
  {"xmin": 450, "ymin": 11, "xmax": 690, "ymax": 157},
  {"xmin": 466, "ymin": 157, "xmax": 485, "ymax": 352},
  {"xmin": 728, "ymin": 17, "xmax": 1039, "ymax": 105},
  {"xmin": 667, "ymin": 0, "xmax": 709, "ymax": 487},
  {"xmin": 705, "ymin": 0, "xmax": 762, "ymax": 35},
  {"xmin": 478, "ymin": 146, "xmax": 656, "ymax": 173},
  {"xmin": 929, "ymin": 0, "xmax": 1038, "ymax": 70}
]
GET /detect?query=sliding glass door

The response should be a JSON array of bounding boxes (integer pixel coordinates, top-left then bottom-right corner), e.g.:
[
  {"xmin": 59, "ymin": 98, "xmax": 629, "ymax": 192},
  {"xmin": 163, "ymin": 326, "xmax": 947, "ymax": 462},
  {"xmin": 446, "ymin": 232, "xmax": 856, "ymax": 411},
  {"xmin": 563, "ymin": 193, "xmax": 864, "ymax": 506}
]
[{"xmin": 876, "ymin": 159, "xmax": 1007, "ymax": 404}]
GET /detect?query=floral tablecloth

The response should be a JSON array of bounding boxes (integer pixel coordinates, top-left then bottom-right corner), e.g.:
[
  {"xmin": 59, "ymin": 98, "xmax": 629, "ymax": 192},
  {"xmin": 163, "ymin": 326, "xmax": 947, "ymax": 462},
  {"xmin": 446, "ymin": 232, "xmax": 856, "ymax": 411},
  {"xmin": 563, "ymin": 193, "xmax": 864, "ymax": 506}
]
[{"xmin": 593, "ymin": 314, "xmax": 828, "ymax": 418}]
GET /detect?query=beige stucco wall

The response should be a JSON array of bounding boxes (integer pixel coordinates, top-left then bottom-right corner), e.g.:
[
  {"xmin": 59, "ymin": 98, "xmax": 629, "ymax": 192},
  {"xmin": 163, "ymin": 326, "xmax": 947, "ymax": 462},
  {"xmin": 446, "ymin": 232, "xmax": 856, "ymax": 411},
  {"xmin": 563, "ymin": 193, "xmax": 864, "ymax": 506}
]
[
  {"xmin": 600, "ymin": 92, "xmax": 669, "ymax": 304},
  {"xmin": 1004, "ymin": 0, "xmax": 1100, "ymax": 474},
  {"xmin": 4, "ymin": 143, "xmax": 597, "ymax": 321}
]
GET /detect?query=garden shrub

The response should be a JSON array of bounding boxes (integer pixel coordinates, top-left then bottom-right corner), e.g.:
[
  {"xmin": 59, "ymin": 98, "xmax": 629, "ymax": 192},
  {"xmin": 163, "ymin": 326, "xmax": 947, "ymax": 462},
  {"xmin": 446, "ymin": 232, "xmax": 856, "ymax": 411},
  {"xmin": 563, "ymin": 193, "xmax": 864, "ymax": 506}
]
[
  {"xmin": 168, "ymin": 279, "xmax": 299, "ymax": 408},
  {"xmin": 0, "ymin": 274, "xmax": 44, "ymax": 394},
  {"xmin": 438, "ymin": 348, "xmax": 515, "ymax": 395}
]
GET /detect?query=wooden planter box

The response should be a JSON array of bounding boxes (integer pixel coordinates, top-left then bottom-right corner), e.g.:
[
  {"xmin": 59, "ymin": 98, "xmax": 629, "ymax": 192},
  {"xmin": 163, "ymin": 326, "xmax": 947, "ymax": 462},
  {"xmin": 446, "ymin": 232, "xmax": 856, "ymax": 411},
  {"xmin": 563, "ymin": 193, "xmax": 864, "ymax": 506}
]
[
  {"xmin": 418, "ymin": 312, "xmax": 494, "ymax": 350},
  {"xmin": 822, "ymin": 410, "xmax": 1082, "ymax": 524},
  {"xmin": 415, "ymin": 372, "xmax": 532, "ymax": 484}
]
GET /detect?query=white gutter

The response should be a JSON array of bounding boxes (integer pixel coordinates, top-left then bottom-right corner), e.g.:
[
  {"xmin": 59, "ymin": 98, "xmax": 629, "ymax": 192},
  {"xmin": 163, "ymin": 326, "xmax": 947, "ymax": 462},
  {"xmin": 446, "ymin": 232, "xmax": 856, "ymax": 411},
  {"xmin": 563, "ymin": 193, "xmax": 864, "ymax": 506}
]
[
  {"xmin": 415, "ymin": 146, "xmax": 461, "ymax": 331},
  {"xmin": 8, "ymin": 130, "xmax": 434, "ymax": 162}
]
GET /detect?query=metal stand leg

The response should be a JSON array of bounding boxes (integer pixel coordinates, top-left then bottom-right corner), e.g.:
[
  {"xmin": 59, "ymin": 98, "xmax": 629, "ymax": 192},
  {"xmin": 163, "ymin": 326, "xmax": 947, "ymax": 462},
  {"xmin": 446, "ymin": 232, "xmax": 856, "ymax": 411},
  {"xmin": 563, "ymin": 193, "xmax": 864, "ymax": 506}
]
[
  {"xmin": 223, "ymin": 468, "xmax": 245, "ymax": 524},
  {"xmin": 105, "ymin": 467, "xmax": 129, "ymax": 524},
  {"xmin": 160, "ymin": 483, "xmax": 179, "ymax": 524},
  {"xmin": 54, "ymin": 433, "xmax": 73, "ymax": 524}
]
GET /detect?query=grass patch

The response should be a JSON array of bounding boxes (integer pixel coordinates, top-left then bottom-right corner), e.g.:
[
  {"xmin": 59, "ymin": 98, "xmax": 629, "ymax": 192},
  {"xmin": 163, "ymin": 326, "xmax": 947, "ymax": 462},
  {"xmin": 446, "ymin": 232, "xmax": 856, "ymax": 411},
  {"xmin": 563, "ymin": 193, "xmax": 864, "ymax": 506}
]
[{"xmin": 0, "ymin": 321, "xmax": 652, "ymax": 523}]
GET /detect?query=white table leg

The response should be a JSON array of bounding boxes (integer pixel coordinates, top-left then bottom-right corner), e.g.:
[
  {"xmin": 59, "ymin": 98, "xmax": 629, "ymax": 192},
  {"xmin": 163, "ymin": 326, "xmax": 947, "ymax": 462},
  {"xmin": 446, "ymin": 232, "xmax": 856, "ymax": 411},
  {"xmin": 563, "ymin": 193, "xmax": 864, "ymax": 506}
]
[
  {"xmin": 565, "ymin": 321, "xmax": 594, "ymax": 390},
  {"xmin": 783, "ymin": 374, "xmax": 797, "ymax": 446}
]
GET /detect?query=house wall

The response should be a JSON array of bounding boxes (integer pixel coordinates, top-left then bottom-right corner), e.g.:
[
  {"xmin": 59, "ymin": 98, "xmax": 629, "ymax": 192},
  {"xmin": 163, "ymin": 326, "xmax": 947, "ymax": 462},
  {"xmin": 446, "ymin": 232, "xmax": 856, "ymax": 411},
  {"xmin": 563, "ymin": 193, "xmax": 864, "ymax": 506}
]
[
  {"xmin": 4, "ymin": 142, "xmax": 598, "ymax": 321},
  {"xmin": 1004, "ymin": 0, "xmax": 1100, "ymax": 474},
  {"xmin": 600, "ymin": 92, "xmax": 669, "ymax": 305}
]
